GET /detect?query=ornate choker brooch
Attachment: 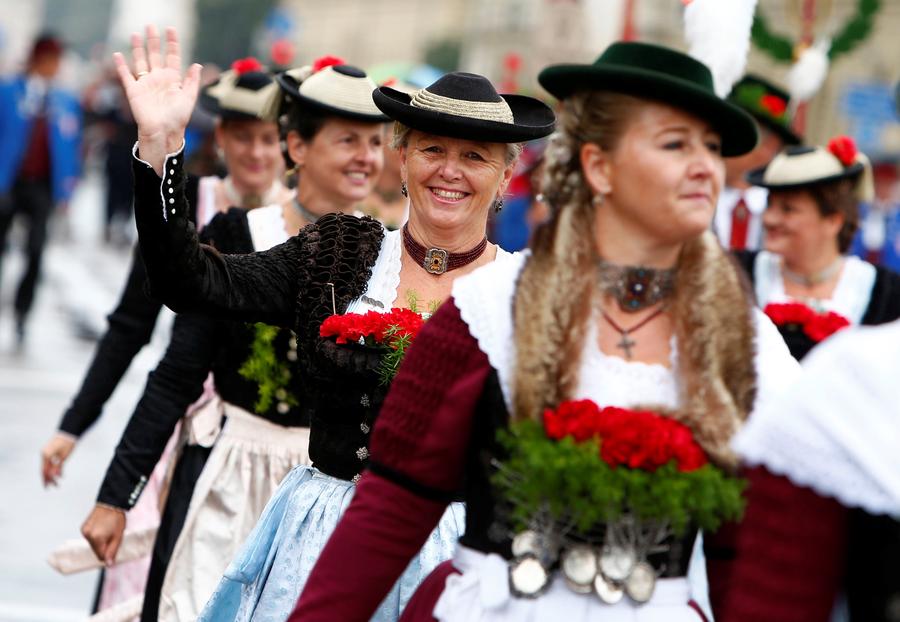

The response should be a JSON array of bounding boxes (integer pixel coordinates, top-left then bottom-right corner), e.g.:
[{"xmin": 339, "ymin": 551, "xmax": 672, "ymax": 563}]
[
  {"xmin": 402, "ymin": 225, "xmax": 487, "ymax": 275},
  {"xmin": 597, "ymin": 260, "xmax": 676, "ymax": 313}
]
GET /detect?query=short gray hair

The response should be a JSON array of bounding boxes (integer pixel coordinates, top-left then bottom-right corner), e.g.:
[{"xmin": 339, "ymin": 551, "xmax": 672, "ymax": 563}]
[{"xmin": 390, "ymin": 122, "xmax": 523, "ymax": 165}]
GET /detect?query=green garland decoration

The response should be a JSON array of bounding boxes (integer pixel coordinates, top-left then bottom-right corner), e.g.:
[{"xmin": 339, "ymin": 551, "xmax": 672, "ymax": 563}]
[
  {"xmin": 239, "ymin": 323, "xmax": 299, "ymax": 413},
  {"xmin": 751, "ymin": 0, "xmax": 880, "ymax": 63}
]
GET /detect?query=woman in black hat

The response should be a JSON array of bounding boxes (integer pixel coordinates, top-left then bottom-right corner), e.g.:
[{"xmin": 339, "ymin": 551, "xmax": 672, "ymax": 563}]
[
  {"xmin": 112, "ymin": 26, "xmax": 553, "ymax": 622},
  {"xmin": 734, "ymin": 138, "xmax": 900, "ymax": 360},
  {"xmin": 291, "ymin": 41, "xmax": 801, "ymax": 622}
]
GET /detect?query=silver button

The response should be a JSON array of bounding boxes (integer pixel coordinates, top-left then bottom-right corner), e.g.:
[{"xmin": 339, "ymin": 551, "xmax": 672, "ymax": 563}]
[
  {"xmin": 356, "ymin": 447, "xmax": 369, "ymax": 460},
  {"xmin": 277, "ymin": 401, "xmax": 290, "ymax": 414},
  {"xmin": 168, "ymin": 187, "xmax": 174, "ymax": 194},
  {"xmin": 170, "ymin": 208, "xmax": 176, "ymax": 215},
  {"xmin": 171, "ymin": 158, "xmax": 177, "ymax": 165},
  {"xmin": 286, "ymin": 350, "xmax": 297, "ymax": 361},
  {"xmin": 360, "ymin": 422, "xmax": 370, "ymax": 434},
  {"xmin": 167, "ymin": 178, "xmax": 172, "ymax": 185},
  {"xmin": 169, "ymin": 198, "xmax": 175, "ymax": 204}
]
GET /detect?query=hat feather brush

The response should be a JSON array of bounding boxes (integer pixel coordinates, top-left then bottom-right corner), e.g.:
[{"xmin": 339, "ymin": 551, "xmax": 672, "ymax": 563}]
[{"xmin": 683, "ymin": 0, "xmax": 758, "ymax": 98}]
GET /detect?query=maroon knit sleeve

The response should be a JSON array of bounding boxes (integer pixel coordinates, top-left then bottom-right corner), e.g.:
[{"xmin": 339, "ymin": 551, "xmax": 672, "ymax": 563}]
[
  {"xmin": 718, "ymin": 466, "xmax": 849, "ymax": 622},
  {"xmin": 290, "ymin": 298, "xmax": 492, "ymax": 621},
  {"xmin": 369, "ymin": 297, "xmax": 492, "ymax": 496}
]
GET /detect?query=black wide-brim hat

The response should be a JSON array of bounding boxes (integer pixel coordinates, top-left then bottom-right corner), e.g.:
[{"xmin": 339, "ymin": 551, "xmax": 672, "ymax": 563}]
[
  {"xmin": 746, "ymin": 145, "xmax": 873, "ymax": 202},
  {"xmin": 200, "ymin": 69, "xmax": 279, "ymax": 121},
  {"xmin": 373, "ymin": 72, "xmax": 556, "ymax": 143},
  {"xmin": 538, "ymin": 42, "xmax": 758, "ymax": 157},
  {"xmin": 276, "ymin": 65, "xmax": 388, "ymax": 123}
]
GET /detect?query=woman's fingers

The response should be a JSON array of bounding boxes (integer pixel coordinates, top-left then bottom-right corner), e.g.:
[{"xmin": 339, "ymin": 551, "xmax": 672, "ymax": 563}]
[
  {"xmin": 145, "ymin": 24, "xmax": 163, "ymax": 71},
  {"xmin": 105, "ymin": 529, "xmax": 124, "ymax": 566},
  {"xmin": 164, "ymin": 26, "xmax": 180, "ymax": 71},
  {"xmin": 112, "ymin": 52, "xmax": 136, "ymax": 95},
  {"xmin": 182, "ymin": 63, "xmax": 203, "ymax": 100},
  {"xmin": 130, "ymin": 32, "xmax": 148, "ymax": 76}
]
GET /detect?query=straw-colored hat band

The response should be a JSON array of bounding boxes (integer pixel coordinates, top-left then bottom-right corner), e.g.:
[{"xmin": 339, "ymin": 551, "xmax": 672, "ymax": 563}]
[
  {"xmin": 762, "ymin": 150, "xmax": 848, "ymax": 186},
  {"xmin": 750, "ymin": 145, "xmax": 874, "ymax": 203},
  {"xmin": 216, "ymin": 82, "xmax": 279, "ymax": 118},
  {"xmin": 410, "ymin": 88, "xmax": 514, "ymax": 124},
  {"xmin": 298, "ymin": 66, "xmax": 382, "ymax": 117},
  {"xmin": 204, "ymin": 70, "xmax": 279, "ymax": 120}
]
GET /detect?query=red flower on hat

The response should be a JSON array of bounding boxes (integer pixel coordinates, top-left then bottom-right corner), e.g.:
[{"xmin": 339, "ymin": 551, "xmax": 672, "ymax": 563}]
[
  {"xmin": 828, "ymin": 135, "xmax": 858, "ymax": 167},
  {"xmin": 760, "ymin": 94, "xmax": 787, "ymax": 118},
  {"xmin": 231, "ymin": 57, "xmax": 263, "ymax": 75},
  {"xmin": 312, "ymin": 55, "xmax": 346, "ymax": 73}
]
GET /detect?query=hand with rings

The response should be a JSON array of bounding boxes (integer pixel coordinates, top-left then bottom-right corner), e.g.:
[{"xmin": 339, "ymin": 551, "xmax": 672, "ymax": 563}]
[{"xmin": 113, "ymin": 25, "xmax": 201, "ymax": 173}]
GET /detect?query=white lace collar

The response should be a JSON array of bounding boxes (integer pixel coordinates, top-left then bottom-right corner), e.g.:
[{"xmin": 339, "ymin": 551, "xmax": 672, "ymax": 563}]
[
  {"xmin": 347, "ymin": 227, "xmax": 400, "ymax": 313},
  {"xmin": 754, "ymin": 251, "xmax": 876, "ymax": 323},
  {"xmin": 246, "ymin": 205, "xmax": 289, "ymax": 252},
  {"xmin": 453, "ymin": 254, "xmax": 799, "ymax": 421},
  {"xmin": 735, "ymin": 320, "xmax": 900, "ymax": 516}
]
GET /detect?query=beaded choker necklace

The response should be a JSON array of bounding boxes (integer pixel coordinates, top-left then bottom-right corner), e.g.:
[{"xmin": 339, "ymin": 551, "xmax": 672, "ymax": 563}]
[
  {"xmin": 597, "ymin": 260, "xmax": 677, "ymax": 313},
  {"xmin": 402, "ymin": 225, "xmax": 488, "ymax": 275},
  {"xmin": 782, "ymin": 257, "xmax": 843, "ymax": 287},
  {"xmin": 292, "ymin": 199, "xmax": 321, "ymax": 224}
]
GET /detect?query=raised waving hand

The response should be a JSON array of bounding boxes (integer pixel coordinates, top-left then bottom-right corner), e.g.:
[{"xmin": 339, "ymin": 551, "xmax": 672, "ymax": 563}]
[{"xmin": 113, "ymin": 25, "xmax": 201, "ymax": 175}]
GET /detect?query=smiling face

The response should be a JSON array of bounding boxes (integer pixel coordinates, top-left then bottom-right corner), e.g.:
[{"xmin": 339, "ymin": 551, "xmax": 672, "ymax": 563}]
[
  {"xmin": 288, "ymin": 118, "xmax": 385, "ymax": 206},
  {"xmin": 763, "ymin": 188, "xmax": 843, "ymax": 259},
  {"xmin": 584, "ymin": 101, "xmax": 725, "ymax": 247},
  {"xmin": 400, "ymin": 130, "xmax": 514, "ymax": 241},
  {"xmin": 215, "ymin": 119, "xmax": 283, "ymax": 195}
]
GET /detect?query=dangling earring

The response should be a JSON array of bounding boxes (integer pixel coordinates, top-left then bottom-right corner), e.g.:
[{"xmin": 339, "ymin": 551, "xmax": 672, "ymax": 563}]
[
  {"xmin": 493, "ymin": 197, "xmax": 504, "ymax": 213},
  {"xmin": 592, "ymin": 193, "xmax": 605, "ymax": 207},
  {"xmin": 400, "ymin": 181, "xmax": 408, "ymax": 197},
  {"xmin": 284, "ymin": 165, "xmax": 299, "ymax": 184}
]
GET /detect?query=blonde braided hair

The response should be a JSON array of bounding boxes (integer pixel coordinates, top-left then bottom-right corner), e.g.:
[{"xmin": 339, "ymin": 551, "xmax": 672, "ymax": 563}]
[{"xmin": 512, "ymin": 90, "xmax": 642, "ymax": 421}]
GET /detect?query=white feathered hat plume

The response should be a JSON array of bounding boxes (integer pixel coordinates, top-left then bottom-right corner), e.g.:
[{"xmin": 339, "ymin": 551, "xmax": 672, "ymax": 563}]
[
  {"xmin": 787, "ymin": 39, "xmax": 831, "ymax": 106},
  {"xmin": 683, "ymin": 0, "xmax": 759, "ymax": 97}
]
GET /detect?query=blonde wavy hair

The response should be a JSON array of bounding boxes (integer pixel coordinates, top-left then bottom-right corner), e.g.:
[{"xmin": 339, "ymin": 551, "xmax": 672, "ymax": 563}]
[{"xmin": 513, "ymin": 90, "xmax": 643, "ymax": 421}]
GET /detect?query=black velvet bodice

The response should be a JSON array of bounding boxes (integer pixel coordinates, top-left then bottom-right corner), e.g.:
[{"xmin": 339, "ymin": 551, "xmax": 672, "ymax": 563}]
[
  {"xmin": 459, "ymin": 370, "xmax": 698, "ymax": 577},
  {"xmin": 201, "ymin": 209, "xmax": 307, "ymax": 426},
  {"xmin": 286, "ymin": 214, "xmax": 388, "ymax": 481},
  {"xmin": 847, "ymin": 511, "xmax": 900, "ymax": 621}
]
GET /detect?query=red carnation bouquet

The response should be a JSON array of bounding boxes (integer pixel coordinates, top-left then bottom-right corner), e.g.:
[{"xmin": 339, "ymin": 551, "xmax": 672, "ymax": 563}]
[
  {"xmin": 494, "ymin": 401, "xmax": 745, "ymax": 601},
  {"xmin": 764, "ymin": 302, "xmax": 850, "ymax": 343},
  {"xmin": 320, "ymin": 307, "xmax": 425, "ymax": 384},
  {"xmin": 494, "ymin": 400, "xmax": 745, "ymax": 537}
]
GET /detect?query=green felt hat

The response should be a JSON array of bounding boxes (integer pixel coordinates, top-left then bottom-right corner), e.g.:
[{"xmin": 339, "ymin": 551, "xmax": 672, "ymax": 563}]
[
  {"xmin": 538, "ymin": 41, "xmax": 758, "ymax": 157},
  {"xmin": 728, "ymin": 75, "xmax": 801, "ymax": 145}
]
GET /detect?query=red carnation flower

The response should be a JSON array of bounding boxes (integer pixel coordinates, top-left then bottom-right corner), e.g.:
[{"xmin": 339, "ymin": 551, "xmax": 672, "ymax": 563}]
[
  {"xmin": 760, "ymin": 94, "xmax": 787, "ymax": 118},
  {"xmin": 544, "ymin": 402, "xmax": 708, "ymax": 473},
  {"xmin": 804, "ymin": 310, "xmax": 850, "ymax": 343},
  {"xmin": 764, "ymin": 302, "xmax": 815, "ymax": 327},
  {"xmin": 231, "ymin": 57, "xmax": 263, "ymax": 75},
  {"xmin": 312, "ymin": 55, "xmax": 346, "ymax": 73},
  {"xmin": 828, "ymin": 135, "xmax": 858, "ymax": 167}
]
